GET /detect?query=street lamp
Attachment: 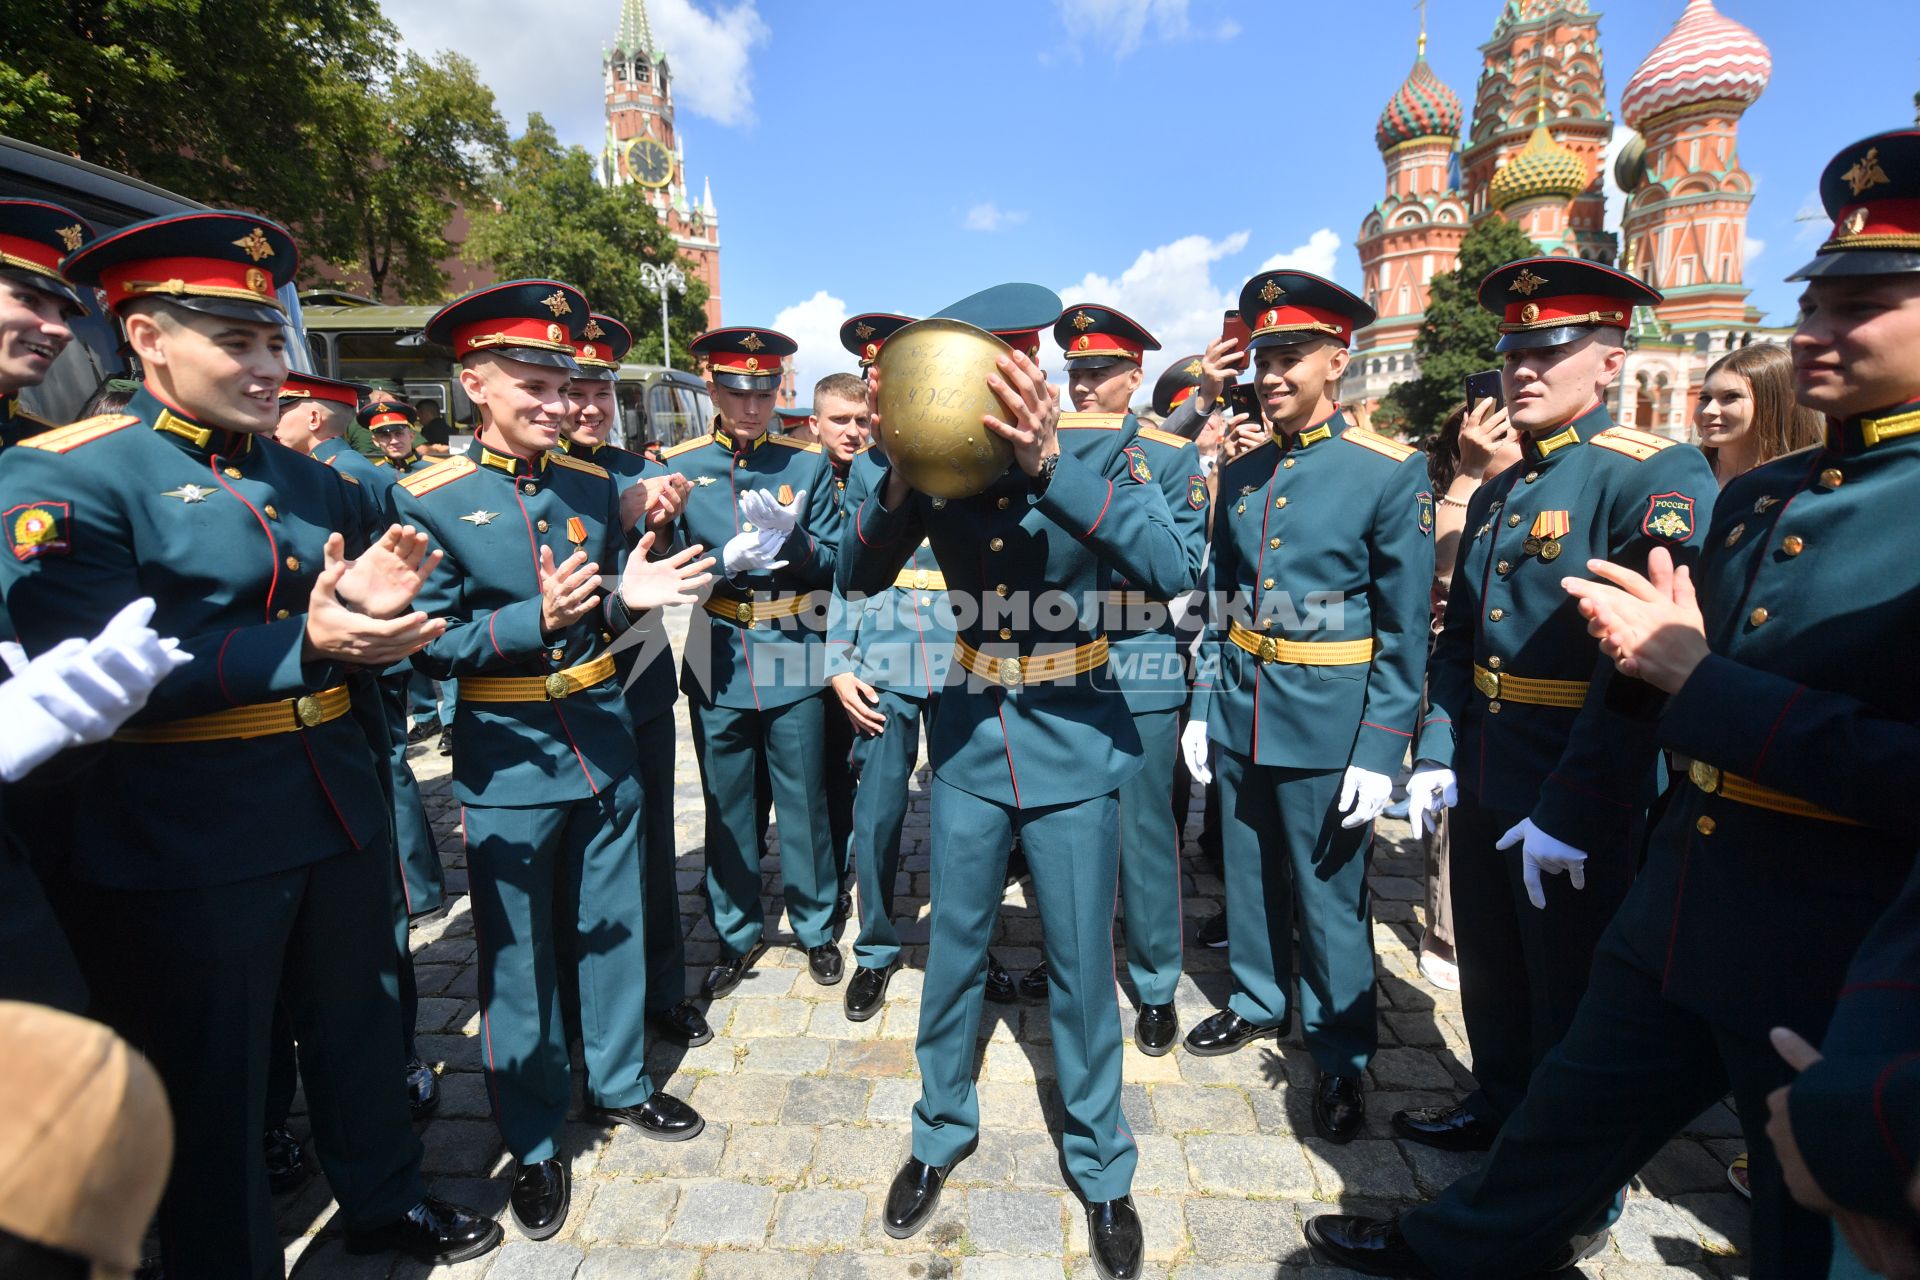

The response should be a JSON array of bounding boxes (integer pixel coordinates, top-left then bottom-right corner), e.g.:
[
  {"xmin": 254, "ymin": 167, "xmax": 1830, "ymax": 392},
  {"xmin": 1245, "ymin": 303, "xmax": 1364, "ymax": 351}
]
[{"xmin": 638, "ymin": 262, "xmax": 687, "ymax": 369}]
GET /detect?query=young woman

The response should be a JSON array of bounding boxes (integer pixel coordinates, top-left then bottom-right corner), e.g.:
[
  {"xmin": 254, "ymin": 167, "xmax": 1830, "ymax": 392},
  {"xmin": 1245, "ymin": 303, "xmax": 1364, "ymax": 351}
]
[{"xmin": 1695, "ymin": 342, "xmax": 1824, "ymax": 486}]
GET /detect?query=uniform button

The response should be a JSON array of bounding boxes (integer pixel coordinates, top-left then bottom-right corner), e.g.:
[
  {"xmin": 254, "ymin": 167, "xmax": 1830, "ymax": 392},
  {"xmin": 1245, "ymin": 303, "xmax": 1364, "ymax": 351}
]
[
  {"xmin": 989, "ymin": 537, "xmax": 1005, "ymax": 551},
  {"xmin": 1489, "ymin": 608, "xmax": 1504, "ymax": 621},
  {"xmin": 1282, "ymin": 457, "xmax": 1296, "ymax": 469},
  {"xmin": 1748, "ymin": 606, "xmax": 1769, "ymax": 627},
  {"xmin": 1820, "ymin": 468, "xmax": 1844, "ymax": 488},
  {"xmin": 1782, "ymin": 535, "xmax": 1805, "ymax": 556},
  {"xmin": 1274, "ymin": 496, "xmax": 1288, "ymax": 509},
  {"xmin": 601, "ymin": 632, "xmax": 612, "ymax": 642},
  {"xmin": 1497, "ymin": 559, "xmax": 1512, "ymax": 574},
  {"xmin": 224, "ymin": 466, "xmax": 242, "ymax": 478},
  {"xmin": 1524, "ymin": 471, "xmax": 1539, "ymax": 484},
  {"xmin": 550, "ymin": 648, "xmax": 565, "ymax": 662},
  {"xmin": 537, "ymin": 519, "xmax": 550, "ymax": 532},
  {"xmin": 523, "ymin": 483, "xmax": 537, "ymax": 495},
  {"xmin": 1487, "ymin": 699, "xmax": 1502, "ymax": 714},
  {"xmin": 999, "ymin": 627, "xmax": 1012, "ymax": 640},
  {"xmin": 995, "ymin": 584, "xmax": 1009, "ymax": 597},
  {"xmin": 996, "ymin": 496, "xmax": 1011, "ymax": 509},
  {"xmin": 1268, "ymin": 537, "xmax": 1282, "ymax": 549},
  {"xmin": 1487, "ymin": 656, "xmax": 1502, "ymax": 670},
  {"xmin": 275, "ymin": 608, "xmax": 290, "ymax": 620},
  {"xmin": 1262, "ymin": 577, "xmax": 1275, "ymax": 590},
  {"xmin": 263, "ymin": 504, "xmax": 278, "ymax": 521},
  {"xmin": 922, "ymin": 595, "xmax": 933, "ymax": 606},
  {"xmin": 285, "ymin": 555, "xmax": 300, "ymax": 571},
  {"xmin": 1508, "ymin": 513, "xmax": 1522, "ymax": 527},
  {"xmin": 1696, "ymin": 815, "xmax": 1716, "ymax": 836}
]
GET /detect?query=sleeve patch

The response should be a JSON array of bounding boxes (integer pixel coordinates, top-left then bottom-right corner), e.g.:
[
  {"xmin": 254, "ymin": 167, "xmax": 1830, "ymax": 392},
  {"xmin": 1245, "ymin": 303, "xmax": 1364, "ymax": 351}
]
[
  {"xmin": 1416, "ymin": 490, "xmax": 1434, "ymax": 536},
  {"xmin": 1188, "ymin": 474, "xmax": 1209, "ymax": 510},
  {"xmin": 1125, "ymin": 444, "xmax": 1152, "ymax": 483},
  {"xmin": 6, "ymin": 501, "xmax": 71, "ymax": 559},
  {"xmin": 1642, "ymin": 491, "xmax": 1696, "ymax": 542}
]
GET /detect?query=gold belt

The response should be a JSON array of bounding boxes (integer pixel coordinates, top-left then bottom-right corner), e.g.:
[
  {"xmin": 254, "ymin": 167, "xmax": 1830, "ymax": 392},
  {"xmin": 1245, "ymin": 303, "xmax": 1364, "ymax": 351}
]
[
  {"xmin": 703, "ymin": 593, "xmax": 815, "ymax": 627},
  {"xmin": 954, "ymin": 636, "xmax": 1108, "ymax": 689},
  {"xmin": 893, "ymin": 568, "xmax": 948, "ymax": 592},
  {"xmin": 459, "ymin": 652, "xmax": 618, "ymax": 703},
  {"xmin": 113, "ymin": 686, "xmax": 351, "ymax": 744},
  {"xmin": 1227, "ymin": 621, "xmax": 1374, "ymax": 666},
  {"xmin": 1104, "ymin": 591, "xmax": 1167, "ymax": 611},
  {"xmin": 1688, "ymin": 760, "xmax": 1862, "ymax": 826},
  {"xmin": 1472, "ymin": 663, "xmax": 1589, "ymax": 708}
]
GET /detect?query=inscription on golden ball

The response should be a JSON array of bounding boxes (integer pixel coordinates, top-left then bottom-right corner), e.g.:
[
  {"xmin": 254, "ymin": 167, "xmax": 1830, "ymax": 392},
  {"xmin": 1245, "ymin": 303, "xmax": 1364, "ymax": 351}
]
[{"xmin": 874, "ymin": 318, "xmax": 1017, "ymax": 499}]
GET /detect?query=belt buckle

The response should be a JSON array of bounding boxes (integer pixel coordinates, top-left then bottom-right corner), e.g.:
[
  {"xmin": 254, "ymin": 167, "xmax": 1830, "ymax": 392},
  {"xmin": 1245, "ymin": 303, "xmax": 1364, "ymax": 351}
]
[
  {"xmin": 734, "ymin": 601, "xmax": 754, "ymax": 626},
  {"xmin": 1689, "ymin": 760, "xmax": 1721, "ymax": 794},
  {"xmin": 1257, "ymin": 636, "xmax": 1278, "ymax": 664},
  {"xmin": 998, "ymin": 658, "xmax": 1023, "ymax": 689},
  {"xmin": 1474, "ymin": 667, "xmax": 1501, "ymax": 699},
  {"xmin": 545, "ymin": 673, "xmax": 572, "ymax": 700},
  {"xmin": 294, "ymin": 695, "xmax": 323, "ymax": 727}
]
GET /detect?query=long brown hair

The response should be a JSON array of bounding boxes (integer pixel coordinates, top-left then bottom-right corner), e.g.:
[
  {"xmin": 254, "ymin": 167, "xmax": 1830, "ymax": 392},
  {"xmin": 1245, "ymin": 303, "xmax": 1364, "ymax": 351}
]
[{"xmin": 1700, "ymin": 343, "xmax": 1823, "ymax": 470}]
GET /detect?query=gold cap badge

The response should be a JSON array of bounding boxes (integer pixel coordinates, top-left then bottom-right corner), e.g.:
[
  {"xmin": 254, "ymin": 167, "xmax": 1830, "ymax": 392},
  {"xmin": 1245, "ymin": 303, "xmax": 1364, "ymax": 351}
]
[
  {"xmin": 741, "ymin": 333, "xmax": 766, "ymax": 352},
  {"xmin": 542, "ymin": 290, "xmax": 571, "ymax": 317},
  {"xmin": 1842, "ymin": 146, "xmax": 1890, "ymax": 197},
  {"xmin": 55, "ymin": 224, "xmax": 84, "ymax": 252},
  {"xmin": 232, "ymin": 227, "xmax": 274, "ymax": 262},
  {"xmin": 1509, "ymin": 268, "xmax": 1548, "ymax": 296},
  {"xmin": 583, "ymin": 319, "xmax": 606, "ymax": 340},
  {"xmin": 1259, "ymin": 280, "xmax": 1284, "ymax": 304},
  {"xmin": 1072, "ymin": 311, "xmax": 1094, "ymax": 331}
]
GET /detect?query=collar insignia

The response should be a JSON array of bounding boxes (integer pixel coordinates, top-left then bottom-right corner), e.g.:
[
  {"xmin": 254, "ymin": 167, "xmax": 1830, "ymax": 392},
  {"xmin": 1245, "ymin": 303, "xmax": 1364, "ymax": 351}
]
[
  {"xmin": 1842, "ymin": 147, "xmax": 1890, "ymax": 197},
  {"xmin": 232, "ymin": 227, "xmax": 274, "ymax": 262},
  {"xmin": 162, "ymin": 483, "xmax": 216, "ymax": 503},
  {"xmin": 542, "ymin": 290, "xmax": 571, "ymax": 317},
  {"xmin": 460, "ymin": 509, "xmax": 499, "ymax": 525},
  {"xmin": 1509, "ymin": 268, "xmax": 1548, "ymax": 296}
]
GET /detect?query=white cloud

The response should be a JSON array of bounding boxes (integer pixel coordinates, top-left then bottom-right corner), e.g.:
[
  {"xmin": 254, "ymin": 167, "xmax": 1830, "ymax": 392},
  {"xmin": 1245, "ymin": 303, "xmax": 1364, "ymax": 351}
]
[
  {"xmin": 1059, "ymin": 230, "xmax": 1250, "ymax": 388},
  {"xmin": 773, "ymin": 290, "xmax": 856, "ymax": 404},
  {"xmin": 964, "ymin": 202, "xmax": 1029, "ymax": 232},
  {"xmin": 649, "ymin": 0, "xmax": 770, "ymax": 128},
  {"xmin": 1743, "ymin": 235, "xmax": 1765, "ymax": 266},
  {"xmin": 1258, "ymin": 229, "xmax": 1342, "ymax": 278},
  {"xmin": 1054, "ymin": 0, "xmax": 1237, "ymax": 60}
]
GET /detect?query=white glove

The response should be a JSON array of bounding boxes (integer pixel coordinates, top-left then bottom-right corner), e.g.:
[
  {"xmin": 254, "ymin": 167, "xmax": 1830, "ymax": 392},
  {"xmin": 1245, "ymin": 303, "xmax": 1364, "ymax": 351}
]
[
  {"xmin": 739, "ymin": 487, "xmax": 805, "ymax": 536},
  {"xmin": 722, "ymin": 527, "xmax": 789, "ymax": 575},
  {"xmin": 1496, "ymin": 817, "xmax": 1590, "ymax": 911},
  {"xmin": 1405, "ymin": 765, "xmax": 1459, "ymax": 840},
  {"xmin": 1337, "ymin": 765, "xmax": 1394, "ymax": 829},
  {"xmin": 78, "ymin": 597, "xmax": 190, "ymax": 740},
  {"xmin": 1180, "ymin": 719, "xmax": 1212, "ymax": 786}
]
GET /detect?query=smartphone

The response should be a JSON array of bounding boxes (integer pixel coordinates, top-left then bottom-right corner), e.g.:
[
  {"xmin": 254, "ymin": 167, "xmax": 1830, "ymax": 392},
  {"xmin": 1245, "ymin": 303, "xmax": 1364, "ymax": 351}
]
[
  {"xmin": 1222, "ymin": 309, "xmax": 1252, "ymax": 350},
  {"xmin": 1464, "ymin": 368, "xmax": 1504, "ymax": 412},
  {"xmin": 1223, "ymin": 383, "xmax": 1261, "ymax": 421}
]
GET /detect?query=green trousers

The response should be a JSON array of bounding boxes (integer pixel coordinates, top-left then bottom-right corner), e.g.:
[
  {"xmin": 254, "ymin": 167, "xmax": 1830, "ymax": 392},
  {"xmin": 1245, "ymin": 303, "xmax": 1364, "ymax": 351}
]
[
  {"xmin": 850, "ymin": 689, "xmax": 934, "ymax": 969},
  {"xmin": 688, "ymin": 694, "xmax": 837, "ymax": 955},
  {"xmin": 1117, "ymin": 707, "xmax": 1184, "ymax": 1005},
  {"xmin": 378, "ymin": 674, "xmax": 445, "ymax": 918},
  {"xmin": 912, "ymin": 778, "xmax": 1136, "ymax": 1202},
  {"xmin": 80, "ymin": 846, "xmax": 425, "ymax": 1280},
  {"xmin": 633, "ymin": 706, "xmax": 688, "ymax": 1014},
  {"xmin": 1216, "ymin": 750, "xmax": 1377, "ymax": 1076},
  {"xmin": 466, "ymin": 774, "xmax": 655, "ymax": 1163}
]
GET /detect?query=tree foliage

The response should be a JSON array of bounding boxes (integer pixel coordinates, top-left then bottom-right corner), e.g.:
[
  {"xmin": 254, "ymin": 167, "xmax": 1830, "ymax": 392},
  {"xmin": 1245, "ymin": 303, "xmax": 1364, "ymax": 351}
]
[
  {"xmin": 1378, "ymin": 214, "xmax": 1541, "ymax": 441},
  {"xmin": 463, "ymin": 116, "xmax": 712, "ymax": 369}
]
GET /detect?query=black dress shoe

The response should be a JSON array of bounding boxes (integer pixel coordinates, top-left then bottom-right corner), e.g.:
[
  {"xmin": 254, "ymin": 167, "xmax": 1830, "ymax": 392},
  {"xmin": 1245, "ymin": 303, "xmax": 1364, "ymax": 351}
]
[
  {"xmin": 435, "ymin": 726, "xmax": 453, "ymax": 757},
  {"xmin": 835, "ymin": 887, "xmax": 854, "ymax": 921},
  {"xmin": 984, "ymin": 953, "xmax": 1018, "ymax": 1004},
  {"xmin": 596, "ymin": 1091, "xmax": 705, "ymax": 1142},
  {"xmin": 703, "ymin": 940, "xmax": 767, "ymax": 999},
  {"xmin": 405, "ymin": 1055, "xmax": 439, "ymax": 1121},
  {"xmin": 1304, "ymin": 1214, "xmax": 1434, "ymax": 1277},
  {"xmin": 263, "ymin": 1126, "xmax": 309, "ymax": 1195},
  {"xmin": 650, "ymin": 999, "xmax": 714, "ymax": 1047},
  {"xmin": 1019, "ymin": 960, "xmax": 1050, "ymax": 1001},
  {"xmin": 1086, "ymin": 1196, "xmax": 1144, "ymax": 1280},
  {"xmin": 1183, "ymin": 1008, "xmax": 1279, "ymax": 1057},
  {"xmin": 508, "ymin": 1158, "xmax": 569, "ymax": 1241},
  {"xmin": 1133, "ymin": 1003, "xmax": 1178, "ymax": 1056},
  {"xmin": 1390, "ymin": 1103, "xmax": 1497, "ymax": 1152},
  {"xmin": 407, "ymin": 716, "xmax": 441, "ymax": 745},
  {"xmin": 808, "ymin": 942, "xmax": 845, "ymax": 986},
  {"xmin": 1314, "ymin": 1073, "xmax": 1366, "ymax": 1143},
  {"xmin": 1197, "ymin": 912, "xmax": 1228, "ymax": 949},
  {"xmin": 845, "ymin": 962, "xmax": 897, "ymax": 1022},
  {"xmin": 344, "ymin": 1195, "xmax": 503, "ymax": 1264},
  {"xmin": 883, "ymin": 1155, "xmax": 954, "ymax": 1239}
]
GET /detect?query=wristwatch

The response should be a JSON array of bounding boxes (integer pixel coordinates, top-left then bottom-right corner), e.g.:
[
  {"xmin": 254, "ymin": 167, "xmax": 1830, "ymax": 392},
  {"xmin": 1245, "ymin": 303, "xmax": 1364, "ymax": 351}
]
[{"xmin": 1034, "ymin": 450, "xmax": 1061, "ymax": 494}]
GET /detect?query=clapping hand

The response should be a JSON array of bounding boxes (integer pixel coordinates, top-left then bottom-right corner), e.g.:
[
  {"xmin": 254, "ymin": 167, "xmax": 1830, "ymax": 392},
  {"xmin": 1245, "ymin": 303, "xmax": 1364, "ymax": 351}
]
[
  {"xmin": 1561, "ymin": 547, "xmax": 1710, "ymax": 693},
  {"xmin": 619, "ymin": 533, "xmax": 715, "ymax": 610},
  {"xmin": 305, "ymin": 537, "xmax": 445, "ymax": 664},
  {"xmin": 335, "ymin": 524, "xmax": 442, "ymax": 620}
]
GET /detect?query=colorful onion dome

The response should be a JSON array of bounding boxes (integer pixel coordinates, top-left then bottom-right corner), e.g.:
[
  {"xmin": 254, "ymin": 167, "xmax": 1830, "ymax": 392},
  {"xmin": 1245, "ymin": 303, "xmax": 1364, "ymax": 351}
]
[
  {"xmin": 1621, "ymin": 0, "xmax": 1771, "ymax": 130},
  {"xmin": 1376, "ymin": 45, "xmax": 1464, "ymax": 150},
  {"xmin": 1489, "ymin": 123, "xmax": 1591, "ymax": 210}
]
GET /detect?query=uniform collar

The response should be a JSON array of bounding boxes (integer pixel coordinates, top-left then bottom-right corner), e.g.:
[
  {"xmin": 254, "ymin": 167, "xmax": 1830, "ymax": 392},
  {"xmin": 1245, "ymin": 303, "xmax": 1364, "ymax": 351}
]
[
  {"xmin": 469, "ymin": 433, "xmax": 548, "ymax": 476},
  {"xmin": 711, "ymin": 417, "xmax": 767, "ymax": 454},
  {"xmin": 1835, "ymin": 396, "xmax": 1920, "ymax": 454},
  {"xmin": 135, "ymin": 386, "xmax": 253, "ymax": 456},
  {"xmin": 1280, "ymin": 406, "xmax": 1345, "ymax": 451},
  {"xmin": 561, "ymin": 435, "xmax": 606, "ymax": 458},
  {"xmin": 1524, "ymin": 400, "xmax": 1610, "ymax": 464}
]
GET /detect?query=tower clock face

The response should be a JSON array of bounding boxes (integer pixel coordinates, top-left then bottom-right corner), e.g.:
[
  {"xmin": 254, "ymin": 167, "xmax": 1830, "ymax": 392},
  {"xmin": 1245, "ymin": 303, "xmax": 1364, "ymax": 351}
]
[{"xmin": 625, "ymin": 138, "xmax": 673, "ymax": 188}]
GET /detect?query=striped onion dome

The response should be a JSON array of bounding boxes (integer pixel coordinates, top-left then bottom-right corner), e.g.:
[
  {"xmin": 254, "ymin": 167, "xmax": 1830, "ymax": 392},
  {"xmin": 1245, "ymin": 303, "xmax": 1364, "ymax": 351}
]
[
  {"xmin": 1489, "ymin": 123, "xmax": 1591, "ymax": 209},
  {"xmin": 1621, "ymin": 0, "xmax": 1771, "ymax": 130},
  {"xmin": 1376, "ymin": 48, "xmax": 1464, "ymax": 150}
]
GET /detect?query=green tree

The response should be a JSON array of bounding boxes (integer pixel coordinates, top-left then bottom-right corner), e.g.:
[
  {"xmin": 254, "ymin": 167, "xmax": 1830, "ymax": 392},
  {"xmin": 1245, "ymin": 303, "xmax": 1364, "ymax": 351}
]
[
  {"xmin": 1377, "ymin": 214, "xmax": 1541, "ymax": 441},
  {"xmin": 463, "ymin": 116, "xmax": 711, "ymax": 368},
  {"xmin": 304, "ymin": 52, "xmax": 508, "ymax": 301}
]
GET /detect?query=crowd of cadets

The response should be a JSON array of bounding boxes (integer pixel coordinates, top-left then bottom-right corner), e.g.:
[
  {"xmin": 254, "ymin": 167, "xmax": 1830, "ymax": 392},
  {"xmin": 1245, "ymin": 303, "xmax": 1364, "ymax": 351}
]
[{"xmin": 0, "ymin": 127, "xmax": 1914, "ymax": 1280}]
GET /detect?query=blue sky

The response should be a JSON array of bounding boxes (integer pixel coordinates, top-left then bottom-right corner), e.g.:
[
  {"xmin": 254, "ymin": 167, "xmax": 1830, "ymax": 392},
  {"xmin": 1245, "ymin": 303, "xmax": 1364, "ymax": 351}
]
[{"xmin": 383, "ymin": 0, "xmax": 1920, "ymax": 395}]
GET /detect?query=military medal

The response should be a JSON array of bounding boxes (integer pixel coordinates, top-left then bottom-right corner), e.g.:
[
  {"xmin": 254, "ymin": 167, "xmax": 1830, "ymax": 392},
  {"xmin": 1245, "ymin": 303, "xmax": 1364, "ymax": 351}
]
[
  {"xmin": 566, "ymin": 516, "xmax": 587, "ymax": 545},
  {"xmin": 1527, "ymin": 510, "xmax": 1571, "ymax": 560},
  {"xmin": 777, "ymin": 484, "xmax": 795, "ymax": 505}
]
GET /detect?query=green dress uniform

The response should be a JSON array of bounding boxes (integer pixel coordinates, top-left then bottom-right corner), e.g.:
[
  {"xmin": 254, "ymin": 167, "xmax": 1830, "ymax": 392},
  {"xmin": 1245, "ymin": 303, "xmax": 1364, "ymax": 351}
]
[
  {"xmin": 839, "ymin": 374, "xmax": 1192, "ymax": 1200},
  {"xmin": 1410, "ymin": 260, "xmax": 1716, "ymax": 1132},
  {"xmin": 662, "ymin": 326, "xmax": 842, "ymax": 973},
  {"xmin": 1054, "ymin": 304, "xmax": 1209, "ymax": 1020},
  {"xmin": 391, "ymin": 280, "xmax": 658, "ymax": 1166}
]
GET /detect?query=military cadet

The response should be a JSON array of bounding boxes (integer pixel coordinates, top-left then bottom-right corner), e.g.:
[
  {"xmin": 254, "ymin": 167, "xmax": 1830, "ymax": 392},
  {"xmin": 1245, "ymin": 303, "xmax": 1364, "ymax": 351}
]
[
  {"xmin": 775, "ymin": 402, "xmax": 816, "ymax": 442},
  {"xmin": 1355, "ymin": 258, "xmax": 1715, "ymax": 1161},
  {"xmin": 363, "ymin": 397, "xmax": 434, "ymax": 477},
  {"xmin": 0, "ymin": 210, "xmax": 500, "ymax": 1274},
  {"xmin": 1308, "ymin": 129, "xmax": 1920, "ymax": 1280},
  {"xmin": 558, "ymin": 311, "xmax": 710, "ymax": 1049},
  {"xmin": 825, "ymin": 315, "xmax": 956, "ymax": 1020},
  {"xmin": 841, "ymin": 282, "xmax": 1193, "ymax": 1280},
  {"xmin": 1052, "ymin": 303, "xmax": 1207, "ymax": 1055},
  {"xmin": 0, "ymin": 201, "xmax": 90, "ymax": 450},
  {"xmin": 662, "ymin": 326, "xmax": 846, "ymax": 995},
  {"xmin": 1176, "ymin": 272, "xmax": 1432, "ymax": 1143},
  {"xmin": 391, "ymin": 280, "xmax": 715, "ymax": 1241}
]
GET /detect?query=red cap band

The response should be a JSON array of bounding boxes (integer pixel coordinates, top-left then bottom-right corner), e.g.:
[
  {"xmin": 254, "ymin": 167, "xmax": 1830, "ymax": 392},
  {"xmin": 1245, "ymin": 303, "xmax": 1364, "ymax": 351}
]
[
  {"xmin": 1167, "ymin": 385, "xmax": 1197, "ymax": 410},
  {"xmin": 280, "ymin": 376, "xmax": 357, "ymax": 408},
  {"xmin": 994, "ymin": 329, "xmax": 1042, "ymax": 359},
  {"xmin": 0, "ymin": 232, "xmax": 70, "ymax": 282},
  {"xmin": 1826, "ymin": 196, "xmax": 1920, "ymax": 251},
  {"xmin": 1499, "ymin": 292, "xmax": 1631, "ymax": 332},
  {"xmin": 1249, "ymin": 302, "xmax": 1353, "ymax": 345},
  {"xmin": 97, "ymin": 255, "xmax": 282, "ymax": 315},
  {"xmin": 453, "ymin": 315, "xmax": 575, "ymax": 359},
  {"xmin": 366, "ymin": 409, "xmax": 412, "ymax": 429},
  {"xmin": 1066, "ymin": 332, "xmax": 1145, "ymax": 363},
  {"xmin": 706, "ymin": 350, "xmax": 779, "ymax": 376}
]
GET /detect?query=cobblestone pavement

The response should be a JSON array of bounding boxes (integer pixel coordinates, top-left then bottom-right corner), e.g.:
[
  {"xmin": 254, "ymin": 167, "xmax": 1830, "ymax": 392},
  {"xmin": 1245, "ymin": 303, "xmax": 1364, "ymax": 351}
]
[{"xmin": 282, "ymin": 615, "xmax": 1754, "ymax": 1279}]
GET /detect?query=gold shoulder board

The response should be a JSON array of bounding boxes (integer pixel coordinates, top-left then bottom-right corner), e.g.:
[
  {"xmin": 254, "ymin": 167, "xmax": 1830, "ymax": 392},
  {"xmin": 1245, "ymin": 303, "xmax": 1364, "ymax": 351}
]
[
  {"xmin": 20, "ymin": 414, "xmax": 141, "ymax": 453},
  {"xmin": 549, "ymin": 451, "xmax": 610, "ymax": 479},
  {"xmin": 1059, "ymin": 411, "xmax": 1127, "ymax": 431},
  {"xmin": 1341, "ymin": 427, "xmax": 1418, "ymax": 462},
  {"xmin": 768, "ymin": 436, "xmax": 822, "ymax": 452},
  {"xmin": 339, "ymin": 472, "xmax": 360, "ymax": 485},
  {"xmin": 1135, "ymin": 425, "xmax": 1189, "ymax": 447},
  {"xmin": 1589, "ymin": 427, "xmax": 1673, "ymax": 461},
  {"xmin": 661, "ymin": 436, "xmax": 707, "ymax": 460},
  {"xmin": 398, "ymin": 455, "xmax": 478, "ymax": 496}
]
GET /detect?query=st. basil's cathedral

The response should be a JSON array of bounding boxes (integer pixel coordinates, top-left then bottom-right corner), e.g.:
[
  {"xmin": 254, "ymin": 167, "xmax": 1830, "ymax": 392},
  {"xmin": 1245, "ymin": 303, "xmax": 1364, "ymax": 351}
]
[{"xmin": 1348, "ymin": 0, "xmax": 1778, "ymax": 438}]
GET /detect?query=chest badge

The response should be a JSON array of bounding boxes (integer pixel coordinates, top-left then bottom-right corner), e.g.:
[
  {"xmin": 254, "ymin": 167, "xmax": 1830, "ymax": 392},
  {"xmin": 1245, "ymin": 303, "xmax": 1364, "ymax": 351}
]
[
  {"xmin": 566, "ymin": 516, "xmax": 588, "ymax": 546},
  {"xmin": 776, "ymin": 483, "xmax": 795, "ymax": 506},
  {"xmin": 1523, "ymin": 510, "xmax": 1572, "ymax": 560},
  {"xmin": 460, "ymin": 509, "xmax": 499, "ymax": 526},
  {"xmin": 693, "ymin": 476, "xmax": 718, "ymax": 486},
  {"xmin": 1642, "ymin": 492, "xmax": 1696, "ymax": 543},
  {"xmin": 1754, "ymin": 495, "xmax": 1781, "ymax": 514},
  {"xmin": 162, "ymin": 483, "xmax": 216, "ymax": 504}
]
